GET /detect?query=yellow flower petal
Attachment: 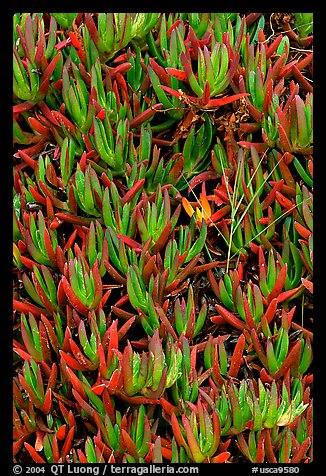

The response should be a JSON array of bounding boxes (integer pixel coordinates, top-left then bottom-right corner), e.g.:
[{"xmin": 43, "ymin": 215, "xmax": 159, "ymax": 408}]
[
  {"xmin": 182, "ymin": 197, "xmax": 195, "ymax": 217},
  {"xmin": 196, "ymin": 208, "xmax": 203, "ymax": 221},
  {"xmin": 199, "ymin": 193, "xmax": 211, "ymax": 219}
]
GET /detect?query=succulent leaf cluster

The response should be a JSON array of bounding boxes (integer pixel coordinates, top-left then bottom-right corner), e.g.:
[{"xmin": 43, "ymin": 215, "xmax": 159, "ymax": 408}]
[{"xmin": 13, "ymin": 12, "xmax": 313, "ymax": 464}]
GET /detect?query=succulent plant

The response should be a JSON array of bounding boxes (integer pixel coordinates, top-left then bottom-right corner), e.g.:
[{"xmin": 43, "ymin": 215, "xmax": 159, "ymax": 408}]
[{"xmin": 13, "ymin": 12, "xmax": 313, "ymax": 466}]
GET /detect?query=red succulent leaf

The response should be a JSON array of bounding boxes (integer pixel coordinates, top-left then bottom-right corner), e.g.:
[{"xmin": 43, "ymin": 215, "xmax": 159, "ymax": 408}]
[
  {"xmin": 301, "ymin": 278, "xmax": 313, "ymax": 294},
  {"xmin": 211, "ymin": 451, "xmax": 231, "ymax": 463},
  {"xmin": 13, "ymin": 100, "xmax": 38, "ymax": 114},
  {"xmin": 94, "ymin": 433, "xmax": 115, "ymax": 461},
  {"xmin": 192, "ymin": 261, "xmax": 224, "ymax": 273},
  {"xmin": 41, "ymin": 388, "xmax": 52, "ymax": 414},
  {"xmin": 69, "ymin": 338, "xmax": 97, "ymax": 370},
  {"xmin": 243, "ymin": 294, "xmax": 256, "ymax": 329},
  {"xmin": 207, "ymin": 93, "xmax": 249, "ymax": 108},
  {"xmin": 267, "ymin": 263, "xmax": 287, "ymax": 302},
  {"xmin": 41, "ymin": 314, "xmax": 60, "ymax": 354},
  {"xmin": 214, "ymin": 304, "xmax": 247, "ymax": 331},
  {"xmin": 106, "ymin": 368, "xmax": 121, "ymax": 393},
  {"xmin": 104, "ymin": 261, "xmax": 127, "ymax": 285},
  {"xmin": 51, "ymin": 111, "xmax": 78, "ymax": 136},
  {"xmin": 28, "ymin": 117, "xmax": 51, "ymax": 136},
  {"xmin": 277, "ymin": 123, "xmax": 292, "ymax": 152},
  {"xmin": 160, "ymin": 397, "xmax": 177, "ymax": 416},
  {"xmin": 151, "ymin": 222, "xmax": 172, "ymax": 254},
  {"xmin": 273, "ymin": 340, "xmax": 302, "ymax": 379},
  {"xmin": 66, "ymin": 366, "xmax": 87, "ymax": 399},
  {"xmin": 72, "ymin": 389, "xmax": 95, "ymax": 418},
  {"xmin": 187, "ymin": 171, "xmax": 218, "ymax": 191},
  {"xmin": 294, "ymin": 221, "xmax": 312, "ymax": 239},
  {"xmin": 159, "ymin": 85, "xmax": 183, "ymax": 100},
  {"xmin": 59, "ymin": 350, "xmax": 85, "ymax": 371},
  {"xmin": 266, "ymin": 35, "xmax": 283, "ymax": 59},
  {"xmin": 13, "ymin": 299, "xmax": 47, "ymax": 318},
  {"xmin": 24, "ymin": 442, "xmax": 46, "ymax": 463},
  {"xmin": 115, "ymin": 391, "xmax": 160, "ymax": 405},
  {"xmin": 201, "ymin": 80, "xmax": 211, "ymax": 106},
  {"xmin": 13, "ymin": 435, "xmax": 31, "ymax": 456},
  {"xmin": 18, "ymin": 149, "xmax": 37, "ymax": 169},
  {"xmin": 113, "ymin": 317, "xmax": 133, "ymax": 342},
  {"xmin": 166, "ymin": 20, "xmax": 182, "ymax": 37},
  {"xmin": 121, "ymin": 429, "xmax": 140, "ymax": 460},
  {"xmin": 129, "ymin": 103, "xmax": 163, "ymax": 129},
  {"xmin": 61, "ymin": 425, "xmax": 75, "ymax": 462},
  {"xmin": 14, "ymin": 347, "xmax": 34, "ymax": 363},
  {"xmin": 121, "ymin": 179, "xmax": 145, "ymax": 205},
  {"xmin": 277, "ymin": 285, "xmax": 304, "ymax": 303},
  {"xmin": 182, "ymin": 414, "xmax": 204, "ymax": 462},
  {"xmin": 228, "ymin": 333, "xmax": 246, "ymax": 378},
  {"xmin": 251, "ymin": 329, "xmax": 268, "ymax": 369},
  {"xmin": 177, "ymin": 254, "xmax": 201, "ymax": 282},
  {"xmin": 91, "ymin": 260, "xmax": 103, "ymax": 309},
  {"xmin": 115, "ymin": 234, "xmax": 143, "ymax": 252},
  {"xmin": 171, "ymin": 413, "xmax": 187, "ymax": 449},
  {"xmin": 263, "ymin": 298, "xmax": 278, "ymax": 324},
  {"xmin": 61, "ymin": 276, "xmax": 90, "ymax": 316},
  {"xmin": 110, "ymin": 62, "xmax": 133, "ymax": 80},
  {"xmin": 264, "ymin": 429, "xmax": 277, "ymax": 463},
  {"xmin": 292, "ymin": 65, "xmax": 313, "ymax": 93},
  {"xmin": 255, "ymin": 429, "xmax": 266, "ymax": 463},
  {"xmin": 39, "ymin": 321, "xmax": 51, "ymax": 363},
  {"xmin": 56, "ymin": 424, "xmax": 67, "ymax": 441},
  {"xmin": 291, "ymin": 436, "xmax": 311, "ymax": 463},
  {"xmin": 68, "ymin": 31, "xmax": 86, "ymax": 64},
  {"xmin": 165, "ymin": 67, "xmax": 188, "ymax": 82},
  {"xmin": 41, "ymin": 53, "xmax": 61, "ymax": 83},
  {"xmin": 156, "ymin": 307, "xmax": 178, "ymax": 340}
]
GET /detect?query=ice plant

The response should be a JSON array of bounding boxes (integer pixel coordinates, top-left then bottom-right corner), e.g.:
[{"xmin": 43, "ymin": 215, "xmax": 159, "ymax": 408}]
[
  {"xmin": 120, "ymin": 330, "xmax": 182, "ymax": 399},
  {"xmin": 173, "ymin": 285, "xmax": 207, "ymax": 338},
  {"xmin": 18, "ymin": 210, "xmax": 58, "ymax": 267},
  {"xmin": 61, "ymin": 255, "xmax": 103, "ymax": 316},
  {"xmin": 13, "ymin": 12, "xmax": 313, "ymax": 466},
  {"xmin": 171, "ymin": 399, "xmax": 221, "ymax": 463},
  {"xmin": 136, "ymin": 185, "xmax": 181, "ymax": 253}
]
